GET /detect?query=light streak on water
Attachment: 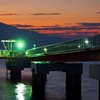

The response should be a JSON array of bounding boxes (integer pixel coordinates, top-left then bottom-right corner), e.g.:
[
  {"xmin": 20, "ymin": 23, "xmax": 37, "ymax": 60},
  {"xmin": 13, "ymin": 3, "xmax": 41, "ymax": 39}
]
[{"xmin": 15, "ymin": 83, "xmax": 26, "ymax": 100}]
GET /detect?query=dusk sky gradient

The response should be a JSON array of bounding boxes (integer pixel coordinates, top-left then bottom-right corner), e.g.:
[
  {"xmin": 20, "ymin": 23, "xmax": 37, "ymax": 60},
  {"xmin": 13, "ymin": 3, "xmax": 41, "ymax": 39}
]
[{"xmin": 0, "ymin": 0, "xmax": 100, "ymax": 38}]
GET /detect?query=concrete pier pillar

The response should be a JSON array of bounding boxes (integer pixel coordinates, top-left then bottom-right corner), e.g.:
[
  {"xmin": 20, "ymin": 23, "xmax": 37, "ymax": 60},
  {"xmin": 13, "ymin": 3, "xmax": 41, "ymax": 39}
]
[
  {"xmin": 10, "ymin": 69, "xmax": 21, "ymax": 81},
  {"xmin": 89, "ymin": 64, "xmax": 100, "ymax": 100},
  {"xmin": 66, "ymin": 72, "xmax": 81, "ymax": 99},
  {"xmin": 6, "ymin": 59, "xmax": 30, "ymax": 81},
  {"xmin": 32, "ymin": 69, "xmax": 46, "ymax": 99},
  {"xmin": 31, "ymin": 62, "xmax": 83, "ymax": 99},
  {"xmin": 99, "ymin": 80, "xmax": 100, "ymax": 100}
]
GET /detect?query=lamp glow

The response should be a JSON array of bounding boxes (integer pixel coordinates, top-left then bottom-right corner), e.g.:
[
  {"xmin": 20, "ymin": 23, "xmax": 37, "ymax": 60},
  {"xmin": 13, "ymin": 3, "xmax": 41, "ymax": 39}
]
[
  {"xmin": 85, "ymin": 40, "xmax": 89, "ymax": 44},
  {"xmin": 44, "ymin": 48, "xmax": 47, "ymax": 52},
  {"xmin": 18, "ymin": 42, "xmax": 23, "ymax": 48},
  {"xmin": 16, "ymin": 40, "xmax": 25, "ymax": 50}
]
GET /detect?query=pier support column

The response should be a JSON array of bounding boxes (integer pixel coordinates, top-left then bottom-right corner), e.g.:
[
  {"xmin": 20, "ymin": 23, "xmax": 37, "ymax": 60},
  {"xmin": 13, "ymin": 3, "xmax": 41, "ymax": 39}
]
[
  {"xmin": 66, "ymin": 72, "xmax": 81, "ymax": 99},
  {"xmin": 31, "ymin": 62, "xmax": 83, "ymax": 99},
  {"xmin": 32, "ymin": 69, "xmax": 46, "ymax": 99},
  {"xmin": 10, "ymin": 69, "xmax": 22, "ymax": 81},
  {"xmin": 99, "ymin": 80, "xmax": 100, "ymax": 100},
  {"xmin": 89, "ymin": 64, "xmax": 100, "ymax": 100},
  {"xmin": 6, "ymin": 59, "xmax": 30, "ymax": 81}
]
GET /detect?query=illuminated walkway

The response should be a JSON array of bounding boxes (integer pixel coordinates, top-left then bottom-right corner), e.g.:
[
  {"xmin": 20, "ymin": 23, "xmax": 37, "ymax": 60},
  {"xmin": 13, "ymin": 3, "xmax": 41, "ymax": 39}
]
[{"xmin": 1, "ymin": 34, "xmax": 100, "ymax": 62}]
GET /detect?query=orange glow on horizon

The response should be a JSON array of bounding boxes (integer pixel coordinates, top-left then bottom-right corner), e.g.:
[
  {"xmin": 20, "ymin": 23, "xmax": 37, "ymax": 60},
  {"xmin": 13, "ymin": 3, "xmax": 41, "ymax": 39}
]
[{"xmin": 0, "ymin": 0, "xmax": 100, "ymax": 38}]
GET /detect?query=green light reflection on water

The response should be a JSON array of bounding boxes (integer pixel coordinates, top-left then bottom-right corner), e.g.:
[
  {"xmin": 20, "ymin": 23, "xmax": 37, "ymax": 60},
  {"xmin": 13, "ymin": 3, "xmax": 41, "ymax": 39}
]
[{"xmin": 15, "ymin": 83, "xmax": 32, "ymax": 100}]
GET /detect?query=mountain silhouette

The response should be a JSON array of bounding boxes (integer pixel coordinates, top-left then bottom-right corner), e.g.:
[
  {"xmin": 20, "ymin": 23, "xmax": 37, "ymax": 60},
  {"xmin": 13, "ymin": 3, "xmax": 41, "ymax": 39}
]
[{"xmin": 0, "ymin": 22, "xmax": 68, "ymax": 49}]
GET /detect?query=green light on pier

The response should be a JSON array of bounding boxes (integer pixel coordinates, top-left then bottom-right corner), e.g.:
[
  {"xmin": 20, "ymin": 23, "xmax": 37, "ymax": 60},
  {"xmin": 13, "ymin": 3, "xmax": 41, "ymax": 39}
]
[
  {"xmin": 17, "ymin": 42, "xmax": 24, "ymax": 48},
  {"xmin": 16, "ymin": 40, "xmax": 26, "ymax": 50},
  {"xmin": 44, "ymin": 48, "xmax": 47, "ymax": 52}
]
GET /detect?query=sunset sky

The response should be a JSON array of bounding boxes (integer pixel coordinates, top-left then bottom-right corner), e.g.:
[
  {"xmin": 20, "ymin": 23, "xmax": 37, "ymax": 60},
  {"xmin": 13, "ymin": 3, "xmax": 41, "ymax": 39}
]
[{"xmin": 0, "ymin": 0, "xmax": 100, "ymax": 38}]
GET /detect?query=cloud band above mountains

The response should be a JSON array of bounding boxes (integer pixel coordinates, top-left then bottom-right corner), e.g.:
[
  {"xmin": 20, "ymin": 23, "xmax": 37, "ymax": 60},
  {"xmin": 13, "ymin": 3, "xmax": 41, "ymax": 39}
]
[{"xmin": 13, "ymin": 22, "xmax": 100, "ymax": 38}]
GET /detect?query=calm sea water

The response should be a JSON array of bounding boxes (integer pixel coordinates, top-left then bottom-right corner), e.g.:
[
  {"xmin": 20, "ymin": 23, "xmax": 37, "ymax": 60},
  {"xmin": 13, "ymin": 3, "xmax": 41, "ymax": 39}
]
[{"xmin": 0, "ymin": 60, "xmax": 99, "ymax": 100}]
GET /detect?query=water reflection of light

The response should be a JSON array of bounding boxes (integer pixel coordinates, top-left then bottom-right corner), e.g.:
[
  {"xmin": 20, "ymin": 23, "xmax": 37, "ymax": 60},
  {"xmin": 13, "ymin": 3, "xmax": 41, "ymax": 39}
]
[{"xmin": 15, "ymin": 83, "xmax": 26, "ymax": 100}]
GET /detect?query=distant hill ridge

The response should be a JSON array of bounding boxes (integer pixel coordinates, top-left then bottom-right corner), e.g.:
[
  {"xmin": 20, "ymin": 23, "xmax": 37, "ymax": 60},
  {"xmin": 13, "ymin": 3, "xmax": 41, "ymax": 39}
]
[{"xmin": 0, "ymin": 22, "xmax": 68, "ymax": 49}]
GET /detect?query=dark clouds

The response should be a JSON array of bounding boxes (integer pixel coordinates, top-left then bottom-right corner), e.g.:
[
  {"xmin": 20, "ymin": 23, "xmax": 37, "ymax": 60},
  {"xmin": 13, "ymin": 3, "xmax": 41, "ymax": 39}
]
[
  {"xmin": 79, "ymin": 23, "xmax": 100, "ymax": 27},
  {"xmin": 0, "ymin": 12, "xmax": 61, "ymax": 16},
  {"xmin": 97, "ymin": 12, "xmax": 100, "ymax": 14},
  {"xmin": 31, "ymin": 13, "xmax": 61, "ymax": 16},
  {"xmin": 13, "ymin": 24, "xmax": 33, "ymax": 28},
  {"xmin": 12, "ymin": 22, "xmax": 100, "ymax": 38},
  {"xmin": 32, "ymin": 25, "xmax": 80, "ymax": 31},
  {"xmin": 0, "ymin": 13, "xmax": 18, "ymax": 16}
]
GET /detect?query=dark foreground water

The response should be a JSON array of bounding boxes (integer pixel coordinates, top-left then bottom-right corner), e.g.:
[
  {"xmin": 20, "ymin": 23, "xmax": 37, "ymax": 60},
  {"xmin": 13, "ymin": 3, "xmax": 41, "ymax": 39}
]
[{"xmin": 0, "ymin": 60, "xmax": 99, "ymax": 100}]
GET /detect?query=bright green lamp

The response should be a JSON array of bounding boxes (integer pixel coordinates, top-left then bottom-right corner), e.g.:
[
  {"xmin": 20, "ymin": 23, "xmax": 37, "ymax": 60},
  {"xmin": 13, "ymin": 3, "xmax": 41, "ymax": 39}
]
[
  {"xmin": 17, "ymin": 42, "xmax": 24, "ymax": 48},
  {"xmin": 16, "ymin": 40, "xmax": 25, "ymax": 50}
]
